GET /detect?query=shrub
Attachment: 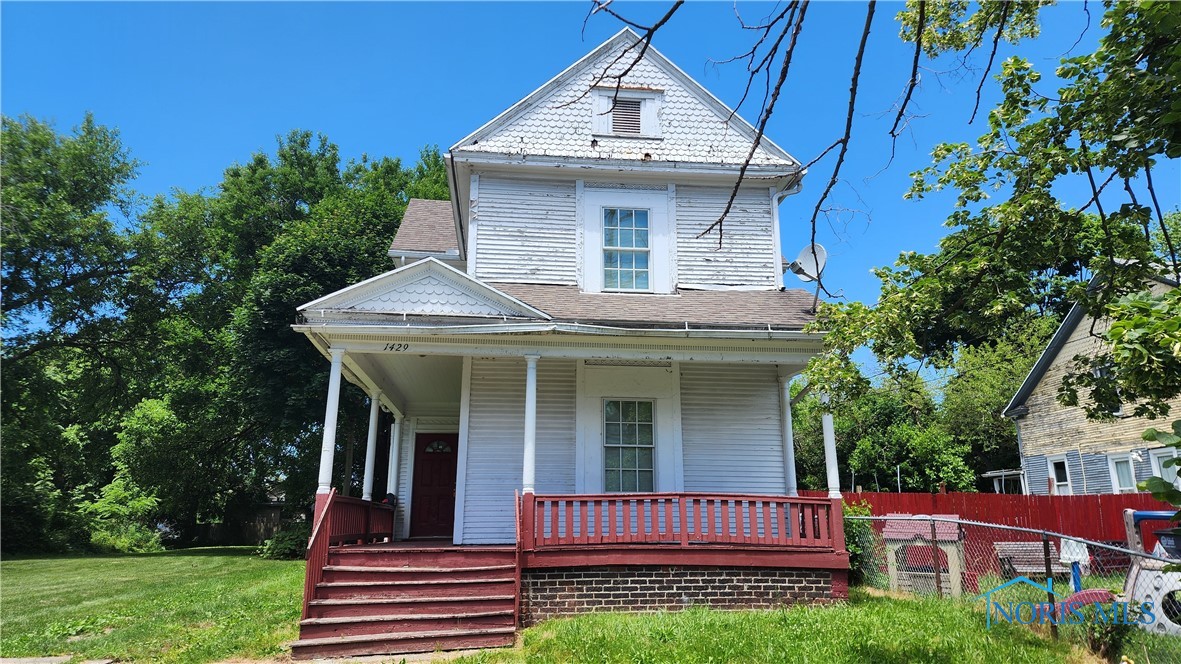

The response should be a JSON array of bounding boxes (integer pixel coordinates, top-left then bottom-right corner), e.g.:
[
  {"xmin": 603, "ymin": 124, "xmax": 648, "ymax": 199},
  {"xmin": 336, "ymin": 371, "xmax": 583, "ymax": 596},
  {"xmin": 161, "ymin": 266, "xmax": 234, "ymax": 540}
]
[
  {"xmin": 843, "ymin": 500, "xmax": 882, "ymax": 587},
  {"xmin": 90, "ymin": 522, "xmax": 163, "ymax": 553},
  {"xmin": 257, "ymin": 521, "xmax": 311, "ymax": 560}
]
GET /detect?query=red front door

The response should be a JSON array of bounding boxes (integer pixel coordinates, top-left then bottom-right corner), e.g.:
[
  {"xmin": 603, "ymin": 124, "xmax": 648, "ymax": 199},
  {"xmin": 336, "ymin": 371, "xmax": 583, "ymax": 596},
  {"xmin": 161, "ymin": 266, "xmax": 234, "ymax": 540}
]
[{"xmin": 409, "ymin": 433, "xmax": 458, "ymax": 538}]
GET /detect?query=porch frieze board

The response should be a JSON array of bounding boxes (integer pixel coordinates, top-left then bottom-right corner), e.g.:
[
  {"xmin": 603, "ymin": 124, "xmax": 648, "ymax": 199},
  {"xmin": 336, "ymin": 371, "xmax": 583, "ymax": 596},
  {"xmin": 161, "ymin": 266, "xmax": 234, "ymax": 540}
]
[{"xmin": 311, "ymin": 335, "xmax": 817, "ymax": 365}]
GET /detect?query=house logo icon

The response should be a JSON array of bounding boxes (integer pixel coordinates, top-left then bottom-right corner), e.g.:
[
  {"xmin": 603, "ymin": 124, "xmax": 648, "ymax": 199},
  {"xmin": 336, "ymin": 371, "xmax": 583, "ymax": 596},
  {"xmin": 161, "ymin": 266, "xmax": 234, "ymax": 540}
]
[{"xmin": 975, "ymin": 576, "xmax": 1063, "ymax": 629}]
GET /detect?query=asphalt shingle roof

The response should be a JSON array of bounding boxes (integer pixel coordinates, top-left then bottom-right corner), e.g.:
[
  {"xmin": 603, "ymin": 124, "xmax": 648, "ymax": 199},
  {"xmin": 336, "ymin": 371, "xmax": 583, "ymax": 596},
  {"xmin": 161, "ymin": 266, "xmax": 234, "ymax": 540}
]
[
  {"xmin": 389, "ymin": 199, "xmax": 458, "ymax": 254},
  {"xmin": 490, "ymin": 283, "xmax": 816, "ymax": 330}
]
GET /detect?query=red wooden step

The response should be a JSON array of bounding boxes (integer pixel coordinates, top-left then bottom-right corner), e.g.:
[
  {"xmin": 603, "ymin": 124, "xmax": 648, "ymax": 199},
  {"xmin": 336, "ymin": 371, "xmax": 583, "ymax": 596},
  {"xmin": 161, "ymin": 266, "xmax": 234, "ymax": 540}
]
[
  {"xmin": 316, "ymin": 577, "xmax": 516, "ymax": 600},
  {"xmin": 306, "ymin": 595, "xmax": 516, "ymax": 619},
  {"xmin": 328, "ymin": 548, "xmax": 515, "ymax": 568},
  {"xmin": 289, "ymin": 627, "xmax": 516, "ymax": 660},
  {"xmin": 299, "ymin": 609, "xmax": 514, "ymax": 639},
  {"xmin": 321, "ymin": 564, "xmax": 514, "ymax": 584}
]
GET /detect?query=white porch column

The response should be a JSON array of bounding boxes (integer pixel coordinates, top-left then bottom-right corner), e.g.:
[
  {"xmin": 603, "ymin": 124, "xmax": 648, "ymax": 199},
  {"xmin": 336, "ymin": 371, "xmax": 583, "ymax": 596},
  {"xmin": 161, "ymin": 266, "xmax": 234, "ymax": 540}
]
[
  {"xmin": 386, "ymin": 417, "xmax": 402, "ymax": 497},
  {"xmin": 316, "ymin": 348, "xmax": 347, "ymax": 495},
  {"xmin": 522, "ymin": 354, "xmax": 539, "ymax": 494},
  {"xmin": 779, "ymin": 376, "xmax": 799, "ymax": 497},
  {"xmin": 361, "ymin": 389, "xmax": 381, "ymax": 501},
  {"xmin": 820, "ymin": 392, "xmax": 841, "ymax": 499}
]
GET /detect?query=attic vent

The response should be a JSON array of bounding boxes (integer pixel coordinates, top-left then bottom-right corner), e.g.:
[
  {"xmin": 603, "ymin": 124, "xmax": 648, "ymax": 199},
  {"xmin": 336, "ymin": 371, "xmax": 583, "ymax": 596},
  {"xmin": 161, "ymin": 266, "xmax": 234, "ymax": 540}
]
[
  {"xmin": 585, "ymin": 359, "xmax": 672, "ymax": 367},
  {"xmin": 612, "ymin": 99, "xmax": 643, "ymax": 135},
  {"xmin": 586, "ymin": 181, "xmax": 667, "ymax": 191}
]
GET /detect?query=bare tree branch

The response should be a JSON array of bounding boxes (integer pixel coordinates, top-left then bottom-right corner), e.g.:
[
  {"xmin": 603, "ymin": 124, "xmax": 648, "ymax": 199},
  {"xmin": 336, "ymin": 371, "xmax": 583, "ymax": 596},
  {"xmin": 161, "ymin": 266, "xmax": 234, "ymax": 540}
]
[
  {"xmin": 804, "ymin": 0, "xmax": 878, "ymax": 299},
  {"xmin": 889, "ymin": 0, "xmax": 926, "ymax": 162},
  {"xmin": 1144, "ymin": 161, "xmax": 1180, "ymax": 278},
  {"xmin": 969, "ymin": 1, "xmax": 1011, "ymax": 125},
  {"xmin": 562, "ymin": 1, "xmax": 685, "ymax": 111},
  {"xmin": 697, "ymin": 1, "xmax": 808, "ymax": 245}
]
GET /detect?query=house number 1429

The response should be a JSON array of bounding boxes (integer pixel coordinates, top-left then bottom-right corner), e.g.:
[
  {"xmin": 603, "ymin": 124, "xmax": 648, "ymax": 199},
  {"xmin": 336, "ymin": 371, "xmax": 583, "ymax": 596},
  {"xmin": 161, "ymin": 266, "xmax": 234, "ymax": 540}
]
[{"xmin": 384, "ymin": 343, "xmax": 410, "ymax": 352}]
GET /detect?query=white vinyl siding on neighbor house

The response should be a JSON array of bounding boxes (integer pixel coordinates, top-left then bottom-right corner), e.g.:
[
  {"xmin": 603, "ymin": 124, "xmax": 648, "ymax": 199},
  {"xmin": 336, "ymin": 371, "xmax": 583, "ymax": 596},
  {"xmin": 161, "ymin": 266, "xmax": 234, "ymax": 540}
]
[
  {"xmin": 460, "ymin": 357, "xmax": 576, "ymax": 544},
  {"xmin": 471, "ymin": 176, "xmax": 578, "ymax": 284},
  {"xmin": 679, "ymin": 363, "xmax": 786, "ymax": 494},
  {"xmin": 675, "ymin": 186, "xmax": 779, "ymax": 288}
]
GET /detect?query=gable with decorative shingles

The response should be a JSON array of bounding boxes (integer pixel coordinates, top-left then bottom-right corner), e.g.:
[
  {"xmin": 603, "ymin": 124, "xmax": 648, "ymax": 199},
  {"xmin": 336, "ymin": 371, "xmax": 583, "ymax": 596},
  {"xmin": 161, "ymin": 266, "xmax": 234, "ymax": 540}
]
[
  {"xmin": 452, "ymin": 29, "xmax": 798, "ymax": 168},
  {"xmin": 298, "ymin": 258, "xmax": 549, "ymax": 320}
]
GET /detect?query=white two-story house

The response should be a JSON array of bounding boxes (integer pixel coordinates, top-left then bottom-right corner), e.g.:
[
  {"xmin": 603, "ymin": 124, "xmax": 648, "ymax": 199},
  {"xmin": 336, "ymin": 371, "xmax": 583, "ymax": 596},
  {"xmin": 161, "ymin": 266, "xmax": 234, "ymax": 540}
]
[{"xmin": 290, "ymin": 29, "xmax": 847, "ymax": 660}]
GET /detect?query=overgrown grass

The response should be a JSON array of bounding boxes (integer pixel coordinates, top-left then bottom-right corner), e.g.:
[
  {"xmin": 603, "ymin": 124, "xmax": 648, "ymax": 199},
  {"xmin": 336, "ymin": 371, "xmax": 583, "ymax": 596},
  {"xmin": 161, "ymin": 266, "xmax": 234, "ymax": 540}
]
[
  {"xmin": 459, "ymin": 588, "xmax": 1099, "ymax": 664},
  {"xmin": 0, "ymin": 547, "xmax": 303, "ymax": 663}
]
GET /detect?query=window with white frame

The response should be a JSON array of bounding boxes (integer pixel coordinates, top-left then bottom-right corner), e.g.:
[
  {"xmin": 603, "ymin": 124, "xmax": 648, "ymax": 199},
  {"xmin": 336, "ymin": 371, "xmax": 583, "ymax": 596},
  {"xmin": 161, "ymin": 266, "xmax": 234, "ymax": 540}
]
[
  {"xmin": 604, "ymin": 399, "xmax": 655, "ymax": 492},
  {"xmin": 602, "ymin": 208, "xmax": 650, "ymax": 291},
  {"xmin": 1048, "ymin": 456, "xmax": 1072, "ymax": 495},
  {"xmin": 581, "ymin": 188, "xmax": 671, "ymax": 294},
  {"xmin": 1108, "ymin": 455, "xmax": 1137, "ymax": 493},
  {"xmin": 1151, "ymin": 448, "xmax": 1180, "ymax": 489}
]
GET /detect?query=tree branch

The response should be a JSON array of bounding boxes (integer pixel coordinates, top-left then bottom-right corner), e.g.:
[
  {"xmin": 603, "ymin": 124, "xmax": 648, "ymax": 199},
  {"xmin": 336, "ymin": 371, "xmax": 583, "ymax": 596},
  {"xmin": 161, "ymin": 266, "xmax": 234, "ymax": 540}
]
[
  {"xmin": 969, "ymin": 2, "xmax": 1011, "ymax": 125},
  {"xmin": 804, "ymin": 0, "xmax": 877, "ymax": 297},
  {"xmin": 697, "ymin": 1, "xmax": 808, "ymax": 246},
  {"xmin": 889, "ymin": 0, "xmax": 926, "ymax": 162}
]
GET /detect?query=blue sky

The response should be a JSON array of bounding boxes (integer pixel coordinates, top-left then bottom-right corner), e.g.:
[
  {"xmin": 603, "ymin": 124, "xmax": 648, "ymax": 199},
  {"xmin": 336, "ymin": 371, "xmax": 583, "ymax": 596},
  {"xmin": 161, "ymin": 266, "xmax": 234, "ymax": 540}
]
[{"xmin": 4, "ymin": 1, "xmax": 1178, "ymax": 310}]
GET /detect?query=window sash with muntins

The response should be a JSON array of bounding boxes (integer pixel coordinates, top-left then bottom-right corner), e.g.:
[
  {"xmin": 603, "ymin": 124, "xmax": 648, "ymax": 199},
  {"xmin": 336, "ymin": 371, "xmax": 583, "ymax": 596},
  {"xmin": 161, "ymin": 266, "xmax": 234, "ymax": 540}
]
[
  {"xmin": 604, "ymin": 399, "xmax": 655, "ymax": 492},
  {"xmin": 603, "ymin": 208, "xmax": 650, "ymax": 291}
]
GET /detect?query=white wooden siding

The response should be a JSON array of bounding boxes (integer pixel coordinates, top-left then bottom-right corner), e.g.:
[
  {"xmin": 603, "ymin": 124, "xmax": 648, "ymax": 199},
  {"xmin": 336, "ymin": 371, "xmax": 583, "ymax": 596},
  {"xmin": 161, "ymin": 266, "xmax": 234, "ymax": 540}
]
[
  {"xmin": 679, "ymin": 363, "xmax": 786, "ymax": 494},
  {"xmin": 461, "ymin": 357, "xmax": 576, "ymax": 544},
  {"xmin": 675, "ymin": 186, "xmax": 778, "ymax": 287},
  {"xmin": 472, "ymin": 177, "xmax": 578, "ymax": 284}
]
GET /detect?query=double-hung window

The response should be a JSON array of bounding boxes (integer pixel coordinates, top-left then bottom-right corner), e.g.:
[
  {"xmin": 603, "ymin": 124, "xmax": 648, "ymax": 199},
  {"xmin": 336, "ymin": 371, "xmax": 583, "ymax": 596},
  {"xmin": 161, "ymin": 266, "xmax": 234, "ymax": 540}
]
[
  {"xmin": 1151, "ymin": 448, "xmax": 1180, "ymax": 489},
  {"xmin": 1109, "ymin": 455, "xmax": 1137, "ymax": 493},
  {"xmin": 604, "ymin": 399, "xmax": 655, "ymax": 492},
  {"xmin": 603, "ymin": 208, "xmax": 650, "ymax": 291},
  {"xmin": 1048, "ymin": 456, "xmax": 1072, "ymax": 495}
]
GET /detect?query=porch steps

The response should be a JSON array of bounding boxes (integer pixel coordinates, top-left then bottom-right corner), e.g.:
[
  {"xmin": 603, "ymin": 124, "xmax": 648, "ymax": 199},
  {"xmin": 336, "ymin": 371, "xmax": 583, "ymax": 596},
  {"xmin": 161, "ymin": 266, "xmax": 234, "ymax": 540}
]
[{"xmin": 291, "ymin": 545, "xmax": 518, "ymax": 659}]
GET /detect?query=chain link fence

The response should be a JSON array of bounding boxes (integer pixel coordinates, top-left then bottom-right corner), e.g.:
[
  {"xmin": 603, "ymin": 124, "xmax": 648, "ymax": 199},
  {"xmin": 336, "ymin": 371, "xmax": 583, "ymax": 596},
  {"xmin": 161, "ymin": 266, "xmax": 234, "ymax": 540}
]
[{"xmin": 846, "ymin": 512, "xmax": 1181, "ymax": 663}]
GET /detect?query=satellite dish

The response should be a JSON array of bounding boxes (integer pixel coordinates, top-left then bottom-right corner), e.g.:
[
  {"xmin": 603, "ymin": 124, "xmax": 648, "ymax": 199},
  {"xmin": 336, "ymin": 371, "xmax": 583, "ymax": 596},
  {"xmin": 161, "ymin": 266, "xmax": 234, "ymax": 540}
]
[{"xmin": 788, "ymin": 243, "xmax": 827, "ymax": 283}]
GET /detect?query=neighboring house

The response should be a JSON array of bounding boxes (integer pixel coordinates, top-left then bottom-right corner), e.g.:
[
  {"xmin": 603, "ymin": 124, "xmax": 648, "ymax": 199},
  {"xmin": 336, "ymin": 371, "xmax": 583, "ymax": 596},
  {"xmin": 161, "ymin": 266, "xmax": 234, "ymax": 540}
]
[
  {"xmin": 289, "ymin": 29, "xmax": 847, "ymax": 659},
  {"xmin": 1003, "ymin": 275, "xmax": 1181, "ymax": 496}
]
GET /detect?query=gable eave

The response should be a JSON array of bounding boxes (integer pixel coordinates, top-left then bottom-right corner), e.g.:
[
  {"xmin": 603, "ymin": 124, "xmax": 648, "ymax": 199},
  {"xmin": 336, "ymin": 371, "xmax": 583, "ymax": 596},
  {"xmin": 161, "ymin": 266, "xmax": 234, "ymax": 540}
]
[
  {"xmin": 297, "ymin": 257, "xmax": 552, "ymax": 321},
  {"xmin": 450, "ymin": 27, "xmax": 800, "ymax": 169},
  {"xmin": 1003, "ymin": 303, "xmax": 1086, "ymax": 419}
]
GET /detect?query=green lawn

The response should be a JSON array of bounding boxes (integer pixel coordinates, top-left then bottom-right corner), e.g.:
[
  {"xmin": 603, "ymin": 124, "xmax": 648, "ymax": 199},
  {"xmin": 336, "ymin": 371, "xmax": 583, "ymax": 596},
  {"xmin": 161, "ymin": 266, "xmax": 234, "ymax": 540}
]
[
  {"xmin": 0, "ymin": 551, "xmax": 1113, "ymax": 664},
  {"xmin": 0, "ymin": 547, "xmax": 303, "ymax": 663},
  {"xmin": 459, "ymin": 589, "xmax": 1100, "ymax": 664}
]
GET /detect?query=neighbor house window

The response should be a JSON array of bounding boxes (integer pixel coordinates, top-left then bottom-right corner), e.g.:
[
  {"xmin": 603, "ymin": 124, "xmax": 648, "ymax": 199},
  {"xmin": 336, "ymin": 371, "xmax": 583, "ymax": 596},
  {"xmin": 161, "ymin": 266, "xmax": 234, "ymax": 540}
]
[
  {"xmin": 1048, "ymin": 456, "xmax": 1072, "ymax": 495},
  {"xmin": 603, "ymin": 208, "xmax": 650, "ymax": 291},
  {"xmin": 604, "ymin": 399, "xmax": 654, "ymax": 492},
  {"xmin": 1151, "ymin": 448, "xmax": 1180, "ymax": 489},
  {"xmin": 1109, "ymin": 455, "xmax": 1137, "ymax": 493}
]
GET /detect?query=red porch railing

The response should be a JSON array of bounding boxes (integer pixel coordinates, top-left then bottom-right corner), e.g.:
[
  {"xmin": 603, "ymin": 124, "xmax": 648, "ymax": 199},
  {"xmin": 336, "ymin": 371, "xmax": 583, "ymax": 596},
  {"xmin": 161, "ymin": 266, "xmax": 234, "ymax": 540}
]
[
  {"xmin": 301, "ymin": 490, "xmax": 396, "ymax": 619},
  {"xmin": 520, "ymin": 492, "xmax": 843, "ymax": 551}
]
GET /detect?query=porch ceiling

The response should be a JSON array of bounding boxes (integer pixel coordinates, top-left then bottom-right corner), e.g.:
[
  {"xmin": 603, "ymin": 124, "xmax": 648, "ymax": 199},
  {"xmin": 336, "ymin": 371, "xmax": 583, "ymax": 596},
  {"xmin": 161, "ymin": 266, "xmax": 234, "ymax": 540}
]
[{"xmin": 351, "ymin": 352, "xmax": 463, "ymax": 414}]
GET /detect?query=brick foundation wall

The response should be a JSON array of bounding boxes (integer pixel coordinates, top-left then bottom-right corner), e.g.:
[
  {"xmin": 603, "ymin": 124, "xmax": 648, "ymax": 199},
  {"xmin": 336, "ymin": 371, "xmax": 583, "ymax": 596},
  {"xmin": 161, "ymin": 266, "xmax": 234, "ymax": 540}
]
[{"xmin": 521, "ymin": 566, "xmax": 843, "ymax": 625}]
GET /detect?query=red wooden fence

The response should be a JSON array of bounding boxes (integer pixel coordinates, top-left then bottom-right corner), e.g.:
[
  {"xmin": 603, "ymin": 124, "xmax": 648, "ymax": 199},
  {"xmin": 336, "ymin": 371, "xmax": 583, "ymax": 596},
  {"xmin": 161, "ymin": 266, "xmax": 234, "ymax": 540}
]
[
  {"xmin": 811, "ymin": 490, "xmax": 1174, "ymax": 545},
  {"xmin": 520, "ymin": 492, "xmax": 840, "ymax": 551}
]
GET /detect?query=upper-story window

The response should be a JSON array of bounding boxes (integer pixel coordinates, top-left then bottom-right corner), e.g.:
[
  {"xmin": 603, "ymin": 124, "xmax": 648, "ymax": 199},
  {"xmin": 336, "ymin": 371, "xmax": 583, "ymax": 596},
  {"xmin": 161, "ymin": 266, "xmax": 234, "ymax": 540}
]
[
  {"xmin": 582, "ymin": 187, "xmax": 671, "ymax": 294},
  {"xmin": 603, "ymin": 208, "xmax": 650, "ymax": 290},
  {"xmin": 592, "ymin": 89, "xmax": 662, "ymax": 138}
]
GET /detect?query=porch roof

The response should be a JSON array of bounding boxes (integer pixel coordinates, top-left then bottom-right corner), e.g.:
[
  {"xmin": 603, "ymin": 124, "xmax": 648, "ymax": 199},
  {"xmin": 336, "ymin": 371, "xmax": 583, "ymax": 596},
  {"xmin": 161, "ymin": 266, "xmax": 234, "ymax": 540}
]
[{"xmin": 492, "ymin": 282, "xmax": 816, "ymax": 330}]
